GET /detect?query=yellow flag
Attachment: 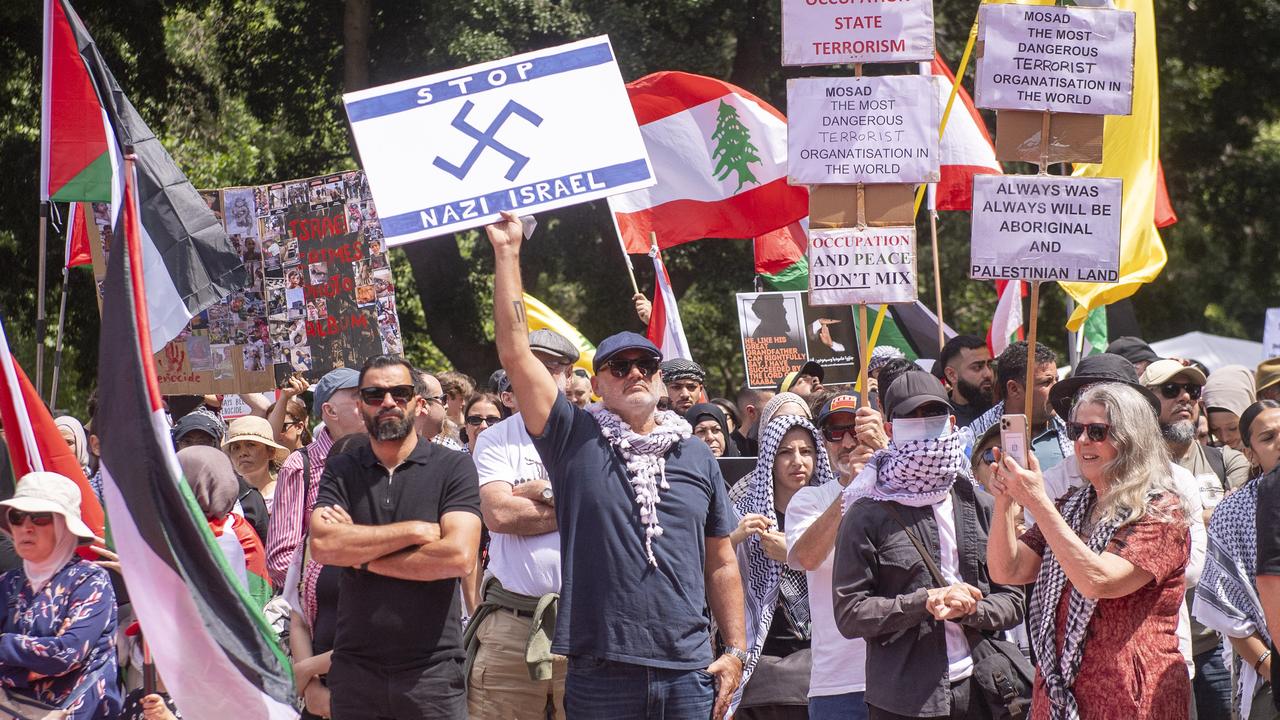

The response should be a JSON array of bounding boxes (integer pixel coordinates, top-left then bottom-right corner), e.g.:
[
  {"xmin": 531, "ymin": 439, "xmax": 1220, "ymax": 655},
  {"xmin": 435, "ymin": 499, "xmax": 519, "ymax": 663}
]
[
  {"xmin": 521, "ymin": 293, "xmax": 596, "ymax": 375},
  {"xmin": 1059, "ymin": 0, "xmax": 1167, "ymax": 331}
]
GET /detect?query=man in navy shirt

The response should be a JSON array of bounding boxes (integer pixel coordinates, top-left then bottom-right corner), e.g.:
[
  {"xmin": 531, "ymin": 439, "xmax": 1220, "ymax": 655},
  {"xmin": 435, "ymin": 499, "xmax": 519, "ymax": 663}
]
[{"xmin": 487, "ymin": 211, "xmax": 747, "ymax": 720}]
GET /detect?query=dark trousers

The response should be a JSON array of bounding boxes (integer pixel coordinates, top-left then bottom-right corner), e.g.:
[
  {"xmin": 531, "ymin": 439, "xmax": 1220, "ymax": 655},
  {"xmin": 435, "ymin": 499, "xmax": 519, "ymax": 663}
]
[
  {"xmin": 564, "ymin": 655, "xmax": 715, "ymax": 720},
  {"xmin": 868, "ymin": 676, "xmax": 991, "ymax": 720},
  {"xmin": 1193, "ymin": 648, "xmax": 1232, "ymax": 720},
  {"xmin": 328, "ymin": 656, "xmax": 466, "ymax": 720}
]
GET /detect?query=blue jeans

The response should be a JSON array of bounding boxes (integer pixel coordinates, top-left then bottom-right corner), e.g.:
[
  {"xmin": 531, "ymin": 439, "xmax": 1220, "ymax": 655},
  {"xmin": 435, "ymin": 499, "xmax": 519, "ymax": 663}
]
[
  {"xmin": 809, "ymin": 692, "xmax": 868, "ymax": 720},
  {"xmin": 564, "ymin": 655, "xmax": 715, "ymax": 720},
  {"xmin": 1193, "ymin": 648, "xmax": 1232, "ymax": 720}
]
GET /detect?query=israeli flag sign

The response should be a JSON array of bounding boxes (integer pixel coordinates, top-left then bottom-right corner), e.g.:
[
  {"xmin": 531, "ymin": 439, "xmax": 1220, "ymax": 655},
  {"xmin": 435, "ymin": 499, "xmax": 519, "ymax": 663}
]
[{"xmin": 344, "ymin": 36, "xmax": 655, "ymax": 245}]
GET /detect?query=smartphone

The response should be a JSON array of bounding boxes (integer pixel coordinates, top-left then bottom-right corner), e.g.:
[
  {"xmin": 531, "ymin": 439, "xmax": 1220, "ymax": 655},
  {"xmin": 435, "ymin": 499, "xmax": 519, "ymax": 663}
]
[{"xmin": 1000, "ymin": 414, "xmax": 1029, "ymax": 468}]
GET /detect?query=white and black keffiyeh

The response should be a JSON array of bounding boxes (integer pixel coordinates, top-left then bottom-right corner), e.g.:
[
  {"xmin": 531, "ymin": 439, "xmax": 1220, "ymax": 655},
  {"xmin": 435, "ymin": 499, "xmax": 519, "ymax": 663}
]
[
  {"xmin": 1029, "ymin": 485, "xmax": 1122, "ymax": 720},
  {"xmin": 841, "ymin": 428, "xmax": 971, "ymax": 512},
  {"xmin": 587, "ymin": 402, "xmax": 691, "ymax": 567},
  {"xmin": 727, "ymin": 415, "xmax": 833, "ymax": 713}
]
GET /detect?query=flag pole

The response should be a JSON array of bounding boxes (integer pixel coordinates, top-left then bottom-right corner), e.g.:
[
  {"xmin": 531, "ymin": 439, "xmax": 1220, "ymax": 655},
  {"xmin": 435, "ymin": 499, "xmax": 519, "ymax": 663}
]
[
  {"xmin": 857, "ymin": 304, "xmax": 870, "ymax": 409},
  {"xmin": 49, "ymin": 264, "xmax": 71, "ymax": 410},
  {"xmin": 35, "ymin": 202, "xmax": 49, "ymax": 394},
  {"xmin": 606, "ymin": 198, "xmax": 641, "ymax": 295},
  {"xmin": 1022, "ymin": 281, "xmax": 1042, "ymax": 444},
  {"xmin": 927, "ymin": 184, "xmax": 945, "ymax": 353}
]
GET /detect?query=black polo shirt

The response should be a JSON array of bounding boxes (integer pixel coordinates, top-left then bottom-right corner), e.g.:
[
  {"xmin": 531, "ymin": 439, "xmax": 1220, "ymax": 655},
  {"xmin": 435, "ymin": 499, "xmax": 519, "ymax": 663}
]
[{"xmin": 314, "ymin": 436, "xmax": 480, "ymax": 671}]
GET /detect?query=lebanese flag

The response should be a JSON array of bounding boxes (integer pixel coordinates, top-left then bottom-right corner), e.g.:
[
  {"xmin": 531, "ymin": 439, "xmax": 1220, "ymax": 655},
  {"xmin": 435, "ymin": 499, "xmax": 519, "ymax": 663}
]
[
  {"xmin": 611, "ymin": 72, "xmax": 808, "ymax": 252},
  {"xmin": 927, "ymin": 53, "xmax": 1001, "ymax": 211},
  {"xmin": 646, "ymin": 250, "xmax": 693, "ymax": 361},
  {"xmin": 65, "ymin": 201, "xmax": 92, "ymax": 268},
  {"xmin": 988, "ymin": 280, "xmax": 1025, "ymax": 356},
  {"xmin": 0, "ymin": 315, "xmax": 105, "ymax": 546},
  {"xmin": 42, "ymin": 0, "xmax": 245, "ymax": 348},
  {"xmin": 96, "ymin": 161, "xmax": 295, "ymax": 719}
]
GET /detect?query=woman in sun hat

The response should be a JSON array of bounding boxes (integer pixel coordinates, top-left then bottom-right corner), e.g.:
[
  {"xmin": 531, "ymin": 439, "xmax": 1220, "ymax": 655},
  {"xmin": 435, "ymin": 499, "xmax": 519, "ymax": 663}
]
[
  {"xmin": 0, "ymin": 471, "xmax": 121, "ymax": 718},
  {"xmin": 223, "ymin": 415, "xmax": 289, "ymax": 515}
]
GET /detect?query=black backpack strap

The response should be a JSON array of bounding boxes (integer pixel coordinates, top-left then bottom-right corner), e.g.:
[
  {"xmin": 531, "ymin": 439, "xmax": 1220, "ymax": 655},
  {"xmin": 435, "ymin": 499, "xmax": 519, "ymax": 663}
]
[{"xmin": 1204, "ymin": 444, "xmax": 1228, "ymax": 490}]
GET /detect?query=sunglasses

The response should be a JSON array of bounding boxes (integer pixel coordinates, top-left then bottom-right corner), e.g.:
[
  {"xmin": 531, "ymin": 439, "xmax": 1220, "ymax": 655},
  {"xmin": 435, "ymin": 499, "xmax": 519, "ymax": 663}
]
[
  {"xmin": 359, "ymin": 384, "xmax": 416, "ymax": 406},
  {"xmin": 980, "ymin": 447, "xmax": 999, "ymax": 466},
  {"xmin": 822, "ymin": 424, "xmax": 856, "ymax": 443},
  {"xmin": 466, "ymin": 414, "xmax": 503, "ymax": 427},
  {"xmin": 1159, "ymin": 382, "xmax": 1202, "ymax": 401},
  {"xmin": 603, "ymin": 357, "xmax": 660, "ymax": 379},
  {"xmin": 1066, "ymin": 421, "xmax": 1112, "ymax": 442},
  {"xmin": 8, "ymin": 510, "xmax": 54, "ymax": 527},
  {"xmin": 423, "ymin": 393, "xmax": 448, "ymax": 406}
]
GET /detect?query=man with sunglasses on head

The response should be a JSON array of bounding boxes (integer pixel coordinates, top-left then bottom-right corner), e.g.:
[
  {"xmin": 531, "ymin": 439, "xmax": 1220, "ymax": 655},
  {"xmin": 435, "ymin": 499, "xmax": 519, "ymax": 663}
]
[
  {"xmin": 832, "ymin": 371, "xmax": 1024, "ymax": 720},
  {"xmin": 310, "ymin": 355, "xmax": 483, "ymax": 720},
  {"xmin": 465, "ymin": 329, "xmax": 579, "ymax": 720},
  {"xmin": 486, "ymin": 212, "xmax": 746, "ymax": 720}
]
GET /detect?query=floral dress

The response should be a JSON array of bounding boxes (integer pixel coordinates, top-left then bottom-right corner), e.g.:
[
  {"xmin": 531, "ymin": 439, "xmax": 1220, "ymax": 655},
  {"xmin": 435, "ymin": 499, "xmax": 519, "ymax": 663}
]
[{"xmin": 0, "ymin": 557, "xmax": 121, "ymax": 719}]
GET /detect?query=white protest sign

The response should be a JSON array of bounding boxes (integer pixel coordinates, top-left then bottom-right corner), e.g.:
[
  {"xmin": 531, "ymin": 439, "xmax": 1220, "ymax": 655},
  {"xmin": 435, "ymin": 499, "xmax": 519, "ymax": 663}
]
[
  {"xmin": 976, "ymin": 4, "xmax": 1135, "ymax": 115},
  {"xmin": 808, "ymin": 226, "xmax": 918, "ymax": 306},
  {"xmin": 781, "ymin": 0, "xmax": 935, "ymax": 66},
  {"xmin": 1265, "ymin": 308, "xmax": 1280, "ymax": 359},
  {"xmin": 970, "ymin": 175, "xmax": 1122, "ymax": 282},
  {"xmin": 787, "ymin": 76, "xmax": 940, "ymax": 185},
  {"xmin": 343, "ymin": 36, "xmax": 654, "ymax": 245}
]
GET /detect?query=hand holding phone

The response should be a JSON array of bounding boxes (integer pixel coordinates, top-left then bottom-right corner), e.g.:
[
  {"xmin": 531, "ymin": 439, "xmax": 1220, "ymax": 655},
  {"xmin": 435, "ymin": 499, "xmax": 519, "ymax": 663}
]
[{"xmin": 999, "ymin": 414, "xmax": 1029, "ymax": 468}]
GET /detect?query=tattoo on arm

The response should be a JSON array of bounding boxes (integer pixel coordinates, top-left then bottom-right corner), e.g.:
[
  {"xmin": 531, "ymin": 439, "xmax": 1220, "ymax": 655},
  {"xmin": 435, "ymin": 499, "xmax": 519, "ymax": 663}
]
[{"xmin": 513, "ymin": 300, "xmax": 527, "ymax": 327}]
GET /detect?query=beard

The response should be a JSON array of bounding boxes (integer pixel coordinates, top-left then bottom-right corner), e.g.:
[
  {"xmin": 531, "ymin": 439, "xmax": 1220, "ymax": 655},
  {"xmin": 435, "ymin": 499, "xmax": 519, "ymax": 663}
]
[
  {"xmin": 364, "ymin": 408, "xmax": 415, "ymax": 441},
  {"xmin": 955, "ymin": 377, "xmax": 993, "ymax": 409},
  {"xmin": 1161, "ymin": 418, "xmax": 1197, "ymax": 446}
]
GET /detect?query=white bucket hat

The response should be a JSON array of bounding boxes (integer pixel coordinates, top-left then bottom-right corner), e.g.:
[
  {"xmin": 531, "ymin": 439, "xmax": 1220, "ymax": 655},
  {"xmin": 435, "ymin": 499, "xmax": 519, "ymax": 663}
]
[
  {"xmin": 0, "ymin": 472, "xmax": 95, "ymax": 542},
  {"xmin": 222, "ymin": 416, "xmax": 290, "ymax": 462}
]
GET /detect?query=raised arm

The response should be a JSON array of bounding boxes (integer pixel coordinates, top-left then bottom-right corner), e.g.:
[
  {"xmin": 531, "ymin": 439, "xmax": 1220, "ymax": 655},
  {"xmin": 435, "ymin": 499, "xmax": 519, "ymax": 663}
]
[
  {"xmin": 986, "ymin": 493, "xmax": 1043, "ymax": 585},
  {"xmin": 487, "ymin": 212, "xmax": 557, "ymax": 437},
  {"xmin": 308, "ymin": 505, "xmax": 437, "ymax": 567},
  {"xmin": 366, "ymin": 510, "xmax": 482, "ymax": 582}
]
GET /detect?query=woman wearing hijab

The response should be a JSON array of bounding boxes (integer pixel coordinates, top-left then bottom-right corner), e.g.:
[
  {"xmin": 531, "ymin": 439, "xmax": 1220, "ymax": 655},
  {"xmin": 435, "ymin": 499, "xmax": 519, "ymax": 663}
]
[
  {"xmin": 1194, "ymin": 400, "xmax": 1280, "ymax": 719},
  {"xmin": 54, "ymin": 416, "xmax": 91, "ymax": 478},
  {"xmin": 988, "ymin": 382, "xmax": 1193, "ymax": 720},
  {"xmin": 178, "ymin": 446, "xmax": 271, "ymax": 608},
  {"xmin": 1203, "ymin": 365, "xmax": 1258, "ymax": 452},
  {"xmin": 727, "ymin": 415, "xmax": 834, "ymax": 718},
  {"xmin": 757, "ymin": 392, "xmax": 812, "ymax": 436},
  {"xmin": 686, "ymin": 402, "xmax": 738, "ymax": 458},
  {"xmin": 0, "ymin": 471, "xmax": 120, "ymax": 718}
]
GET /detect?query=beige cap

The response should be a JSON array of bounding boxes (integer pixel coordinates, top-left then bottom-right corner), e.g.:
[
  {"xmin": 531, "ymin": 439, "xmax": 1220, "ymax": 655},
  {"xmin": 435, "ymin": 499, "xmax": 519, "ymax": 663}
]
[
  {"xmin": 0, "ymin": 472, "xmax": 95, "ymax": 542},
  {"xmin": 1258, "ymin": 357, "xmax": 1280, "ymax": 394},
  {"xmin": 222, "ymin": 416, "xmax": 289, "ymax": 461},
  {"xmin": 1140, "ymin": 359, "xmax": 1207, "ymax": 387}
]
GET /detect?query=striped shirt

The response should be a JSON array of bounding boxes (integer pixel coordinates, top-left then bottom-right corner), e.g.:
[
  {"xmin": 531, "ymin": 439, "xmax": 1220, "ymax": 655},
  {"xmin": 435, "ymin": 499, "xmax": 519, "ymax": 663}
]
[{"xmin": 265, "ymin": 426, "xmax": 334, "ymax": 590}]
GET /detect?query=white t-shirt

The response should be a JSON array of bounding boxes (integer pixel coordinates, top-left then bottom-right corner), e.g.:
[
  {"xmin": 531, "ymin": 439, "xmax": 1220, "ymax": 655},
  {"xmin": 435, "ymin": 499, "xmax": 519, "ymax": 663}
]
[
  {"xmin": 785, "ymin": 480, "xmax": 867, "ymax": 697},
  {"xmin": 932, "ymin": 494, "xmax": 975, "ymax": 681},
  {"xmin": 472, "ymin": 413, "xmax": 561, "ymax": 598}
]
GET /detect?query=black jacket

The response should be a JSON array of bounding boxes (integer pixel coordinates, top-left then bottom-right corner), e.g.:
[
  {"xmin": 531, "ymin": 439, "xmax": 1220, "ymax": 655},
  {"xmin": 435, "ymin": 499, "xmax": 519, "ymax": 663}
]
[{"xmin": 832, "ymin": 477, "xmax": 1024, "ymax": 718}]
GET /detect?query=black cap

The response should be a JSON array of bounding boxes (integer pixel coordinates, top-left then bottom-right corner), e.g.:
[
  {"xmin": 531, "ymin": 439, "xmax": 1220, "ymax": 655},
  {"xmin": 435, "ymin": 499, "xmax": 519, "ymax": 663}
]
[
  {"xmin": 171, "ymin": 412, "xmax": 224, "ymax": 444},
  {"xmin": 1106, "ymin": 336, "xmax": 1159, "ymax": 365},
  {"xmin": 882, "ymin": 371, "xmax": 953, "ymax": 420},
  {"xmin": 799, "ymin": 360, "xmax": 824, "ymax": 381},
  {"xmin": 1049, "ymin": 353, "xmax": 1162, "ymax": 418}
]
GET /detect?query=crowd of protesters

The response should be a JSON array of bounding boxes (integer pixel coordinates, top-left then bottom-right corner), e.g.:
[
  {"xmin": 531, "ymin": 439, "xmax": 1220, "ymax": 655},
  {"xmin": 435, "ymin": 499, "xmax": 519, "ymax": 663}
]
[{"xmin": 0, "ymin": 213, "xmax": 1279, "ymax": 720}]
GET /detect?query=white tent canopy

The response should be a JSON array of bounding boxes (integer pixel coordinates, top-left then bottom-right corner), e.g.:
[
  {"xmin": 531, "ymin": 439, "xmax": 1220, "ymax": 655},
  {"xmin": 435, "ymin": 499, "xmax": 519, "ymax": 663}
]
[{"xmin": 1150, "ymin": 331, "xmax": 1266, "ymax": 373}]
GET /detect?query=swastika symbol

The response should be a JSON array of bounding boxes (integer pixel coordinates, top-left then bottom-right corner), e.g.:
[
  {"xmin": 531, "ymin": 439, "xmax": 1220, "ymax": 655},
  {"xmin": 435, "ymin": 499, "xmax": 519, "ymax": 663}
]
[{"xmin": 433, "ymin": 100, "xmax": 544, "ymax": 181}]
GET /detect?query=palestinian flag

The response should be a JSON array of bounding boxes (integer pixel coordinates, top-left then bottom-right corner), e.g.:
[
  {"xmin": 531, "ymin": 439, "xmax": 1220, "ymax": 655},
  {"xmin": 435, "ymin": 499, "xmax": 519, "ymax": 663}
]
[
  {"xmin": 65, "ymin": 202, "xmax": 92, "ymax": 268},
  {"xmin": 97, "ymin": 164, "xmax": 294, "ymax": 719},
  {"xmin": 645, "ymin": 249, "xmax": 693, "ymax": 361},
  {"xmin": 42, "ymin": 0, "xmax": 244, "ymax": 347},
  {"xmin": 0, "ymin": 316, "xmax": 104, "ymax": 544},
  {"xmin": 860, "ymin": 300, "xmax": 957, "ymax": 362},
  {"xmin": 754, "ymin": 220, "xmax": 808, "ymax": 291},
  {"xmin": 611, "ymin": 72, "xmax": 808, "ymax": 252}
]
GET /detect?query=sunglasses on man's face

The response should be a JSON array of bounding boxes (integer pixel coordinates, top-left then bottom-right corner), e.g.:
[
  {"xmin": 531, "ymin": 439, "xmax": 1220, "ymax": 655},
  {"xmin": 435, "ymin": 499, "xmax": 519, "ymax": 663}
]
[
  {"xmin": 822, "ymin": 423, "xmax": 857, "ymax": 443},
  {"xmin": 7, "ymin": 510, "xmax": 54, "ymax": 527},
  {"xmin": 603, "ymin": 358, "xmax": 660, "ymax": 379},
  {"xmin": 1159, "ymin": 382, "xmax": 1202, "ymax": 401},
  {"xmin": 358, "ymin": 384, "xmax": 416, "ymax": 406},
  {"xmin": 466, "ymin": 414, "xmax": 503, "ymax": 427},
  {"xmin": 1066, "ymin": 421, "xmax": 1112, "ymax": 443}
]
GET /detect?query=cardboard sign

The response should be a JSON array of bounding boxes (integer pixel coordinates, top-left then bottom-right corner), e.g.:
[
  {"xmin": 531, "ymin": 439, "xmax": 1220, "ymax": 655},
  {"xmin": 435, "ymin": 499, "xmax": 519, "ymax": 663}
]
[
  {"xmin": 808, "ymin": 227, "xmax": 918, "ymax": 306},
  {"xmin": 344, "ymin": 36, "xmax": 654, "ymax": 245},
  {"xmin": 969, "ymin": 175, "xmax": 1122, "ymax": 283},
  {"xmin": 781, "ymin": 0, "xmax": 935, "ymax": 66},
  {"xmin": 89, "ymin": 171, "xmax": 403, "ymax": 395},
  {"xmin": 737, "ymin": 291, "xmax": 866, "ymax": 389},
  {"xmin": 809, "ymin": 184, "xmax": 916, "ymax": 228},
  {"xmin": 1265, "ymin": 308, "xmax": 1280, "ymax": 360},
  {"xmin": 976, "ymin": 4, "xmax": 1135, "ymax": 115},
  {"xmin": 787, "ymin": 76, "xmax": 940, "ymax": 185}
]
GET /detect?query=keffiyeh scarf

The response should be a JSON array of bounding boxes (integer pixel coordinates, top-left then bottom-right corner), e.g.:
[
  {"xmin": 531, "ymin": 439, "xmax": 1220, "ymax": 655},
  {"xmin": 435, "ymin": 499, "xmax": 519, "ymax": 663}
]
[
  {"xmin": 587, "ymin": 403, "xmax": 691, "ymax": 566},
  {"xmin": 841, "ymin": 429, "xmax": 971, "ymax": 512},
  {"xmin": 727, "ymin": 415, "xmax": 833, "ymax": 707},
  {"xmin": 1028, "ymin": 485, "xmax": 1122, "ymax": 720}
]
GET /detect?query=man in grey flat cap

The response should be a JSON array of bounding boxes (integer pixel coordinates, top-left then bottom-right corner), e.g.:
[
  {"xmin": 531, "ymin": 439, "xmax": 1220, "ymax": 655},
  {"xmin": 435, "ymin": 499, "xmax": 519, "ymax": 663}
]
[{"xmin": 661, "ymin": 358, "xmax": 706, "ymax": 415}]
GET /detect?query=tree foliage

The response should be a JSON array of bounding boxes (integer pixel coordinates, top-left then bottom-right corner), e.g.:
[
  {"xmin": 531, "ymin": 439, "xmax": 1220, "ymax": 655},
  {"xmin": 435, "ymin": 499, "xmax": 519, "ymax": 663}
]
[{"xmin": 1, "ymin": 0, "xmax": 1277, "ymax": 417}]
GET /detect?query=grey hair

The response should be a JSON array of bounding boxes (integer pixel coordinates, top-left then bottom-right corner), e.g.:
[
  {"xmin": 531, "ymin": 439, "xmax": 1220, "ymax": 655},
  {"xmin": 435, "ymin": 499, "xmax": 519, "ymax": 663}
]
[{"xmin": 1071, "ymin": 382, "xmax": 1191, "ymax": 529}]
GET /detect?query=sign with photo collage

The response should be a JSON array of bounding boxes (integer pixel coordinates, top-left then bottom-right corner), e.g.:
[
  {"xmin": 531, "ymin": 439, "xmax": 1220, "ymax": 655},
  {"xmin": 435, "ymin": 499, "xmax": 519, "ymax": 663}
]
[{"xmin": 87, "ymin": 171, "xmax": 403, "ymax": 394}]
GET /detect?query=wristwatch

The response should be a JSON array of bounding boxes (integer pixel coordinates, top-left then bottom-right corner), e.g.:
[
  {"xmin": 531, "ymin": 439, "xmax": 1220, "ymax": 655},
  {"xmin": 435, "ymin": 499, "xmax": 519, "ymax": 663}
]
[
  {"xmin": 722, "ymin": 646, "xmax": 749, "ymax": 666},
  {"xmin": 540, "ymin": 487, "xmax": 555, "ymax": 504}
]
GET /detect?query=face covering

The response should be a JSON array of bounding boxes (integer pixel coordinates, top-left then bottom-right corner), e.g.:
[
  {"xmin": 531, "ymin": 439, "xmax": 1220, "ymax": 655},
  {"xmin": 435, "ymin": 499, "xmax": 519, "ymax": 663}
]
[{"xmin": 891, "ymin": 415, "xmax": 953, "ymax": 444}]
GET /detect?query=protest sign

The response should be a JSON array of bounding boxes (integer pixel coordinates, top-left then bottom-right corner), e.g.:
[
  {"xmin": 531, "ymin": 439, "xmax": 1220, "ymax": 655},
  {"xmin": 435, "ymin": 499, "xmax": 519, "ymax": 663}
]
[
  {"xmin": 787, "ymin": 76, "xmax": 940, "ymax": 185},
  {"xmin": 969, "ymin": 175, "xmax": 1122, "ymax": 283},
  {"xmin": 89, "ymin": 171, "xmax": 403, "ymax": 394},
  {"xmin": 1265, "ymin": 308, "xmax": 1280, "ymax": 360},
  {"xmin": 781, "ymin": 0, "xmax": 935, "ymax": 66},
  {"xmin": 737, "ymin": 291, "xmax": 864, "ymax": 389},
  {"xmin": 976, "ymin": 4, "xmax": 1135, "ymax": 115},
  {"xmin": 343, "ymin": 36, "xmax": 654, "ymax": 245},
  {"xmin": 808, "ymin": 227, "xmax": 918, "ymax": 306}
]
